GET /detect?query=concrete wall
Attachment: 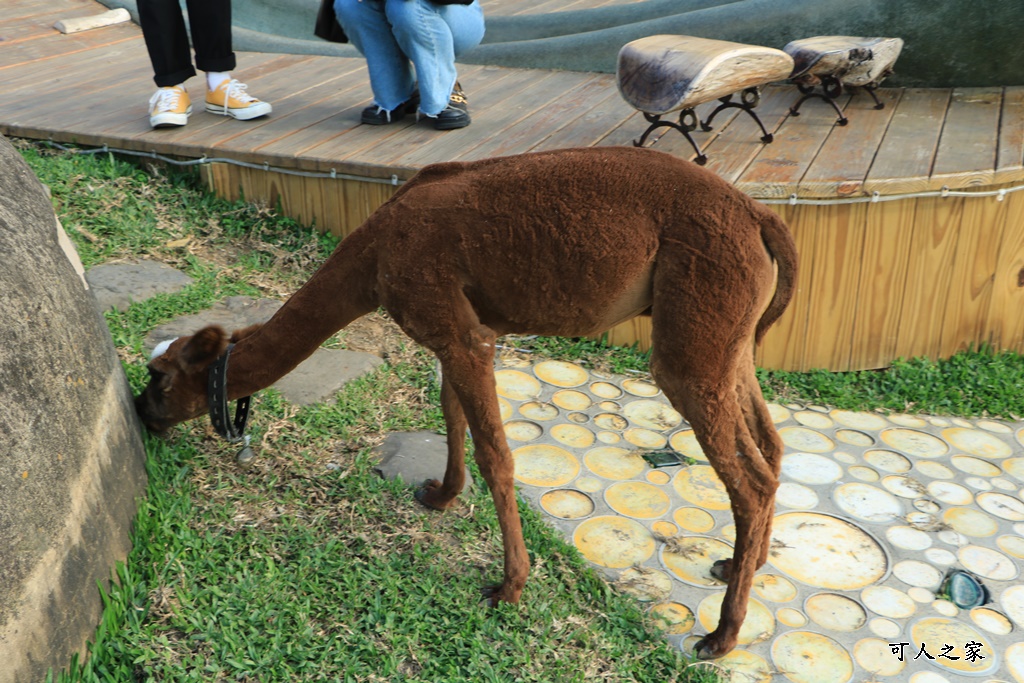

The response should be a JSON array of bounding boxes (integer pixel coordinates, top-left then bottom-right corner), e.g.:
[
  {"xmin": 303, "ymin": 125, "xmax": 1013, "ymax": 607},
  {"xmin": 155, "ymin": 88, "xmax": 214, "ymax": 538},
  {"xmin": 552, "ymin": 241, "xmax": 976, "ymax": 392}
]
[{"xmin": 0, "ymin": 135, "xmax": 148, "ymax": 683}]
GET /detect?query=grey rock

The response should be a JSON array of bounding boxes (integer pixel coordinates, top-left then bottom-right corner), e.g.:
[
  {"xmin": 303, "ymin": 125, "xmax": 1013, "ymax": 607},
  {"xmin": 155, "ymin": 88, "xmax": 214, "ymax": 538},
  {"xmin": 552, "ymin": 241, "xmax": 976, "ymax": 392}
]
[
  {"xmin": 85, "ymin": 260, "xmax": 193, "ymax": 312},
  {"xmin": 143, "ymin": 296, "xmax": 283, "ymax": 354},
  {"xmin": 374, "ymin": 432, "xmax": 473, "ymax": 493},
  {"xmin": 272, "ymin": 347, "xmax": 383, "ymax": 406},
  {"xmin": 0, "ymin": 134, "xmax": 147, "ymax": 683}
]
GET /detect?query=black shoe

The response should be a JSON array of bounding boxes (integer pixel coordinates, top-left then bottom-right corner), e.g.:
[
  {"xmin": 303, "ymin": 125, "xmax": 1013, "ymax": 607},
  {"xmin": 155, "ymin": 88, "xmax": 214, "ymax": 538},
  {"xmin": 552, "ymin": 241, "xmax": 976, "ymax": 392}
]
[
  {"xmin": 360, "ymin": 91, "xmax": 420, "ymax": 125},
  {"xmin": 434, "ymin": 87, "xmax": 470, "ymax": 130}
]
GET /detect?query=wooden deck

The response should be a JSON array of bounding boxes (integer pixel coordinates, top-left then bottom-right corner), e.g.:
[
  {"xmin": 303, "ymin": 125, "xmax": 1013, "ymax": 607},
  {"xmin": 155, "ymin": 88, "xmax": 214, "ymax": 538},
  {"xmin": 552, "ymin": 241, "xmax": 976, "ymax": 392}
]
[{"xmin": 2, "ymin": 0, "xmax": 1023, "ymax": 371}]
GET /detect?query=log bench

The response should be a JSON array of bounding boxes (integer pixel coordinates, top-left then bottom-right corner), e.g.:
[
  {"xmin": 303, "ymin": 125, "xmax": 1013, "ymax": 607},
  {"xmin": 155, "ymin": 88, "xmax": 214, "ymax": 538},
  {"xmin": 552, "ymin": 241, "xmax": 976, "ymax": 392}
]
[
  {"xmin": 784, "ymin": 36, "xmax": 904, "ymax": 124},
  {"xmin": 616, "ymin": 35, "xmax": 794, "ymax": 164}
]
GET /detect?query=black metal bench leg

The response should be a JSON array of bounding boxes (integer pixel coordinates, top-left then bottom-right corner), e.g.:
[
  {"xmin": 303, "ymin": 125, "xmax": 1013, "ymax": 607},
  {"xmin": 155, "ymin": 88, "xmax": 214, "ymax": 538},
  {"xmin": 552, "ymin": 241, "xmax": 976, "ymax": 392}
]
[
  {"xmin": 701, "ymin": 88, "xmax": 774, "ymax": 144},
  {"xmin": 863, "ymin": 85, "xmax": 885, "ymax": 110},
  {"xmin": 789, "ymin": 78, "xmax": 848, "ymax": 126},
  {"xmin": 633, "ymin": 110, "xmax": 707, "ymax": 165}
]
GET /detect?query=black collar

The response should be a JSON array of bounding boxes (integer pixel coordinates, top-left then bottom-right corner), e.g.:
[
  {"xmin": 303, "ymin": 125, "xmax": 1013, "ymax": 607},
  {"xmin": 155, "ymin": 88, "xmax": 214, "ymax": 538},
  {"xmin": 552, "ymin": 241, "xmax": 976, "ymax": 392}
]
[{"xmin": 207, "ymin": 343, "xmax": 251, "ymax": 443}]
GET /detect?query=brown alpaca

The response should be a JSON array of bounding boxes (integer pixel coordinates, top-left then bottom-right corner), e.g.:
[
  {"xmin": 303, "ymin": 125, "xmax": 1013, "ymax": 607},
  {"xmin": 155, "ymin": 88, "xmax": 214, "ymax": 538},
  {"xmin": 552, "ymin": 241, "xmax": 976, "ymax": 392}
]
[{"xmin": 135, "ymin": 146, "xmax": 797, "ymax": 659}]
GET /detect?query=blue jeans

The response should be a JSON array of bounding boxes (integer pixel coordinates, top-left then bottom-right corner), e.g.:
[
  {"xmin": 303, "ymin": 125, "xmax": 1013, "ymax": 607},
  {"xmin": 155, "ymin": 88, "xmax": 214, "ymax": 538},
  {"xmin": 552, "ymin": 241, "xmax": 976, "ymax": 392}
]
[{"xmin": 334, "ymin": 0, "xmax": 484, "ymax": 116}]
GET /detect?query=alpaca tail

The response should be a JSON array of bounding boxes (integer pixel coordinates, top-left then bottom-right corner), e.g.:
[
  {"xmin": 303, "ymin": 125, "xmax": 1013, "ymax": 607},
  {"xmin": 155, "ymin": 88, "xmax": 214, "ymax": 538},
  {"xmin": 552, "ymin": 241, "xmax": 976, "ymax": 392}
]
[{"xmin": 754, "ymin": 209, "xmax": 798, "ymax": 345}]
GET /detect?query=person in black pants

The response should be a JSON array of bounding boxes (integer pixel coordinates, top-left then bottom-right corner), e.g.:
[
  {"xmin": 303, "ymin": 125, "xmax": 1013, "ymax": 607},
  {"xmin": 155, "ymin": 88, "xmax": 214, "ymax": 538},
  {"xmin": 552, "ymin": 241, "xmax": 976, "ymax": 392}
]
[{"xmin": 138, "ymin": 0, "xmax": 271, "ymax": 128}]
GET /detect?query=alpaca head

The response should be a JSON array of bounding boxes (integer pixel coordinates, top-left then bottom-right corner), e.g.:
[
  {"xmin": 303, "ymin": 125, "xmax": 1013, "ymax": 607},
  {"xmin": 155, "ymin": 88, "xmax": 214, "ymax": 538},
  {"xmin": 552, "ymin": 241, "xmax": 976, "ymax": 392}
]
[{"xmin": 135, "ymin": 325, "xmax": 230, "ymax": 432}]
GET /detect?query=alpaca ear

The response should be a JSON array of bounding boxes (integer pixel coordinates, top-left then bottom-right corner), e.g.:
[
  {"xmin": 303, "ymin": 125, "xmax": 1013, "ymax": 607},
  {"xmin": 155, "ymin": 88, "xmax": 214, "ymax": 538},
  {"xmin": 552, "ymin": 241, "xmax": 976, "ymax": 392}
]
[
  {"xmin": 230, "ymin": 323, "xmax": 262, "ymax": 343},
  {"xmin": 179, "ymin": 326, "xmax": 229, "ymax": 371}
]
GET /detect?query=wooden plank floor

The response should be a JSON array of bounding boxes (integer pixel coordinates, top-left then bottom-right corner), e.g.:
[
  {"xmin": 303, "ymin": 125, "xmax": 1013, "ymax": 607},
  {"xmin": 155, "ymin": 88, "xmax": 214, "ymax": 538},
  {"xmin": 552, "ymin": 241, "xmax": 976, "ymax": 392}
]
[{"xmin": 2, "ymin": 0, "xmax": 1022, "ymax": 199}]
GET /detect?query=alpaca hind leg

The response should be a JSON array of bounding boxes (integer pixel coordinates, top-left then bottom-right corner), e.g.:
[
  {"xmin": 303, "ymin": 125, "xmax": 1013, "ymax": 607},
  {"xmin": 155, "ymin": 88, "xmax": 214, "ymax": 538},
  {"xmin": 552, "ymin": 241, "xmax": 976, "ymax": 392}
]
[{"xmin": 416, "ymin": 374, "xmax": 469, "ymax": 511}]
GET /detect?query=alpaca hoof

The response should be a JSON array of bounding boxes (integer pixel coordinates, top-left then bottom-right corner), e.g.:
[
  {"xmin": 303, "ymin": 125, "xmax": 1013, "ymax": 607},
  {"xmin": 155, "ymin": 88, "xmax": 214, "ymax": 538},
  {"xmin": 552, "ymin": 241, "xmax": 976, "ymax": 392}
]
[
  {"xmin": 415, "ymin": 479, "xmax": 454, "ymax": 511},
  {"xmin": 480, "ymin": 583, "xmax": 522, "ymax": 607},
  {"xmin": 710, "ymin": 558, "xmax": 733, "ymax": 583},
  {"xmin": 693, "ymin": 635, "xmax": 732, "ymax": 660}
]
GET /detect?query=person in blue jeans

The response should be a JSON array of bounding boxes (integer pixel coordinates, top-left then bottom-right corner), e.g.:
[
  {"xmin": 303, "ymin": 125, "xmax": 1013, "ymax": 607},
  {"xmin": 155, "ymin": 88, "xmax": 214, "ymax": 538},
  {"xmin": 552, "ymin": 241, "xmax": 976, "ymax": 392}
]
[{"xmin": 333, "ymin": 0, "xmax": 485, "ymax": 130}]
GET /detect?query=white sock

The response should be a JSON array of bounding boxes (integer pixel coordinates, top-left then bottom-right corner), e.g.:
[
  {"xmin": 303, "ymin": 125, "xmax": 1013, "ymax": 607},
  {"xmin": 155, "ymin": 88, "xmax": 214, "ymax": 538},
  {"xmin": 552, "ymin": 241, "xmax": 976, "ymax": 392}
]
[{"xmin": 206, "ymin": 72, "xmax": 231, "ymax": 91}]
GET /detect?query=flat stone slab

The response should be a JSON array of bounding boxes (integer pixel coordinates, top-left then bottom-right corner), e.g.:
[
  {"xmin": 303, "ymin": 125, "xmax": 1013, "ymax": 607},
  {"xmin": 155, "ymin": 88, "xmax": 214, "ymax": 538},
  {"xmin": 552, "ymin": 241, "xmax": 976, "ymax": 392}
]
[
  {"xmin": 143, "ymin": 296, "xmax": 283, "ymax": 354},
  {"xmin": 272, "ymin": 347, "xmax": 383, "ymax": 406},
  {"xmin": 86, "ymin": 260, "xmax": 193, "ymax": 312},
  {"xmin": 374, "ymin": 431, "xmax": 473, "ymax": 493}
]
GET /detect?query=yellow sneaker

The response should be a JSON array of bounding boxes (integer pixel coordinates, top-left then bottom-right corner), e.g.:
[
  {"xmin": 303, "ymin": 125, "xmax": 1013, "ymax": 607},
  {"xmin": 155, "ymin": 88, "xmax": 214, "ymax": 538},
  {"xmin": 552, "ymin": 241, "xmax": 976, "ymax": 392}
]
[
  {"xmin": 148, "ymin": 86, "xmax": 191, "ymax": 128},
  {"xmin": 205, "ymin": 79, "xmax": 272, "ymax": 120}
]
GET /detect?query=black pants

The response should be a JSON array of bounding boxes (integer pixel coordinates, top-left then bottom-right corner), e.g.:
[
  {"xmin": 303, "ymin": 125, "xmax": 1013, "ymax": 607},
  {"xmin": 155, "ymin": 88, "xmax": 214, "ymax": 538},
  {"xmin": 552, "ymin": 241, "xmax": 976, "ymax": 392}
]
[{"xmin": 138, "ymin": 0, "xmax": 236, "ymax": 87}]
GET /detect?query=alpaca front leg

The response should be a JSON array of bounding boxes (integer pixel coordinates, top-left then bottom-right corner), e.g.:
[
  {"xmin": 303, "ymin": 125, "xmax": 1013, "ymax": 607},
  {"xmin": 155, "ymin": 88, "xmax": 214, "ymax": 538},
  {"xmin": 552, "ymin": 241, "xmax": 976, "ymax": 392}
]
[{"xmin": 416, "ymin": 374, "xmax": 469, "ymax": 511}]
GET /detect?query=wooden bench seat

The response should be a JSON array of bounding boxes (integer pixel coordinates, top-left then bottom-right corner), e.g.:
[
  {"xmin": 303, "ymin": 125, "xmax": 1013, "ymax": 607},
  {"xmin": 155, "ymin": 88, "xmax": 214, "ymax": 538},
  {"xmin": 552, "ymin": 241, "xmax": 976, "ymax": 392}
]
[
  {"xmin": 784, "ymin": 36, "xmax": 904, "ymax": 123},
  {"xmin": 617, "ymin": 35, "xmax": 794, "ymax": 164}
]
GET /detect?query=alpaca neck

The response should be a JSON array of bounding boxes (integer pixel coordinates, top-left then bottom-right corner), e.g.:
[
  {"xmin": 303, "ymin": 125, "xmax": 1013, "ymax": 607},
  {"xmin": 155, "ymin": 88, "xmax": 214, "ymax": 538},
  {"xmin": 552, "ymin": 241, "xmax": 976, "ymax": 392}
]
[{"xmin": 224, "ymin": 228, "xmax": 379, "ymax": 399}]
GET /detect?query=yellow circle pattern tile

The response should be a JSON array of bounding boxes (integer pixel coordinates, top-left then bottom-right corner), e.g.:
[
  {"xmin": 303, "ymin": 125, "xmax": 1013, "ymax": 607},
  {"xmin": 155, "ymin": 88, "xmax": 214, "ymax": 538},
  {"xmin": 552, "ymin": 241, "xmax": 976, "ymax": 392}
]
[
  {"xmin": 504, "ymin": 420, "xmax": 543, "ymax": 442},
  {"xmin": 881, "ymin": 475, "xmax": 927, "ymax": 499},
  {"xmin": 805, "ymin": 593, "xmax": 867, "ymax": 632},
  {"xmin": 596, "ymin": 431, "xmax": 620, "ymax": 444},
  {"xmin": 909, "ymin": 617, "xmax": 996, "ymax": 676},
  {"xmin": 698, "ymin": 593, "xmax": 775, "ymax": 645},
  {"xmin": 969, "ymin": 607, "xmax": 1013, "ymax": 635},
  {"xmin": 668, "ymin": 429, "xmax": 708, "ymax": 462},
  {"xmin": 908, "ymin": 672, "xmax": 952, "ymax": 683},
  {"xmin": 550, "ymin": 423, "xmax": 595, "ymax": 449},
  {"xmin": 769, "ymin": 512, "xmax": 888, "ymax": 590},
  {"xmin": 575, "ymin": 476, "xmax": 603, "ymax": 493},
  {"xmin": 584, "ymin": 447, "xmax": 645, "ymax": 480},
  {"xmin": 771, "ymin": 631, "xmax": 853, "ymax": 683},
  {"xmin": 977, "ymin": 492, "xmax": 1024, "ymax": 521},
  {"xmin": 775, "ymin": 482, "xmax": 819, "ymax": 509},
  {"xmin": 888, "ymin": 414, "xmax": 928, "ymax": 428},
  {"xmin": 498, "ymin": 398, "xmax": 513, "ymax": 421},
  {"xmin": 519, "ymin": 401, "xmax": 560, "ymax": 421},
  {"xmin": 907, "ymin": 587, "xmax": 934, "ymax": 603},
  {"xmin": 624, "ymin": 428, "xmax": 667, "ymax": 449},
  {"xmin": 754, "ymin": 574, "xmax": 797, "ymax": 603},
  {"xmin": 605, "ymin": 481, "xmax": 671, "ymax": 519},
  {"xmin": 854, "ymin": 637, "xmax": 906, "ymax": 677},
  {"xmin": 622, "ymin": 400, "xmax": 682, "ymax": 431},
  {"xmin": 540, "ymin": 489, "xmax": 594, "ymax": 519},
  {"xmin": 589, "ymin": 381, "xmax": 622, "ymax": 399},
  {"xmin": 673, "ymin": 465, "xmax": 731, "ymax": 511},
  {"xmin": 673, "ymin": 507, "xmax": 716, "ymax": 533},
  {"xmin": 835, "ymin": 429, "xmax": 875, "ymax": 446},
  {"xmin": 832, "ymin": 483, "xmax": 904, "ymax": 523},
  {"xmin": 942, "ymin": 507, "xmax": 999, "ymax": 537},
  {"xmin": 567, "ymin": 412, "xmax": 590, "ymax": 424},
  {"xmin": 861, "ymin": 585, "xmax": 917, "ymax": 619},
  {"xmin": 916, "ymin": 460, "xmax": 955, "ymax": 479},
  {"xmin": 646, "ymin": 469, "xmax": 671, "ymax": 485},
  {"xmin": 534, "ymin": 360, "xmax": 588, "ymax": 388},
  {"xmin": 880, "ymin": 428, "xmax": 949, "ymax": 458},
  {"xmin": 1002, "ymin": 585, "xmax": 1024, "ymax": 629},
  {"xmin": 593, "ymin": 413, "xmax": 628, "ymax": 431},
  {"xmin": 661, "ymin": 536, "xmax": 732, "ymax": 588},
  {"xmin": 964, "ymin": 476, "xmax": 993, "ymax": 491},
  {"xmin": 868, "ymin": 617, "xmax": 901, "ymax": 639},
  {"xmin": 1007, "ymin": 642, "xmax": 1024, "ymax": 683},
  {"xmin": 777, "ymin": 607, "xmax": 807, "ymax": 627},
  {"xmin": 993, "ymin": 476, "xmax": 1018, "ymax": 490},
  {"xmin": 977, "ymin": 419, "xmax": 1013, "ymax": 434},
  {"xmin": 622, "ymin": 378, "xmax": 660, "ymax": 397},
  {"xmin": 928, "ymin": 481, "xmax": 975, "ymax": 506},
  {"xmin": 779, "ymin": 426, "xmax": 836, "ymax": 453},
  {"xmin": 551, "ymin": 389, "xmax": 592, "ymax": 411},
  {"xmin": 951, "ymin": 455, "xmax": 1003, "ymax": 477},
  {"xmin": 651, "ymin": 520, "xmax": 677, "ymax": 537},
  {"xmin": 717, "ymin": 650, "xmax": 773, "ymax": 683},
  {"xmin": 864, "ymin": 449, "xmax": 913, "ymax": 473},
  {"xmin": 831, "ymin": 410, "xmax": 889, "ymax": 431},
  {"xmin": 833, "ymin": 451, "xmax": 856, "ymax": 464},
  {"xmin": 849, "ymin": 466, "xmax": 880, "ymax": 482},
  {"xmin": 494, "ymin": 369, "xmax": 541, "ymax": 400},
  {"xmin": 573, "ymin": 516, "xmax": 655, "ymax": 568},
  {"xmin": 598, "ymin": 401, "xmax": 622, "ymax": 412},
  {"xmin": 892, "ymin": 560, "xmax": 943, "ymax": 589},
  {"xmin": 720, "ymin": 523, "xmax": 736, "ymax": 541},
  {"xmin": 942, "ymin": 427, "xmax": 1012, "ymax": 459},
  {"xmin": 924, "ymin": 548, "xmax": 957, "ymax": 566},
  {"xmin": 781, "ymin": 452, "xmax": 843, "ymax": 485},
  {"xmin": 512, "ymin": 444, "xmax": 580, "ymax": 487},
  {"xmin": 615, "ymin": 567, "xmax": 672, "ymax": 602},
  {"xmin": 997, "ymin": 534, "xmax": 1024, "ymax": 559},
  {"xmin": 649, "ymin": 602, "xmax": 695, "ymax": 634},
  {"xmin": 886, "ymin": 525, "xmax": 932, "ymax": 551},
  {"xmin": 794, "ymin": 411, "xmax": 834, "ymax": 429},
  {"xmin": 958, "ymin": 545, "xmax": 1019, "ymax": 580},
  {"xmin": 768, "ymin": 403, "xmax": 791, "ymax": 424}
]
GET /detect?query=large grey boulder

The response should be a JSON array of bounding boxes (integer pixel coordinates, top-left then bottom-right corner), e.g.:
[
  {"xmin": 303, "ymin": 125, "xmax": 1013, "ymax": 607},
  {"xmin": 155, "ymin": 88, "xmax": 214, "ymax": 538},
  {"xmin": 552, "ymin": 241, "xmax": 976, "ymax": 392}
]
[{"xmin": 0, "ymin": 136, "xmax": 147, "ymax": 683}]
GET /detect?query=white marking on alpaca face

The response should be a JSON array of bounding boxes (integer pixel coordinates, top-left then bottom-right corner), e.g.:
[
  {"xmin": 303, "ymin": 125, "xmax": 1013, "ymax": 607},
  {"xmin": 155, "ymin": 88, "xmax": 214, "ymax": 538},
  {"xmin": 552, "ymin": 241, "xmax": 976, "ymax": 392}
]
[{"xmin": 150, "ymin": 337, "xmax": 179, "ymax": 361}]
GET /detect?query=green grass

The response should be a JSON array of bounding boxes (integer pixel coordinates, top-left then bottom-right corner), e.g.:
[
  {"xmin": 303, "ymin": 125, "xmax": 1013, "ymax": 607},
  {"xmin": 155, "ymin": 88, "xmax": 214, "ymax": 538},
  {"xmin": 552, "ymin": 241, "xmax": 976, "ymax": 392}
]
[{"xmin": 16, "ymin": 138, "xmax": 1023, "ymax": 683}]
